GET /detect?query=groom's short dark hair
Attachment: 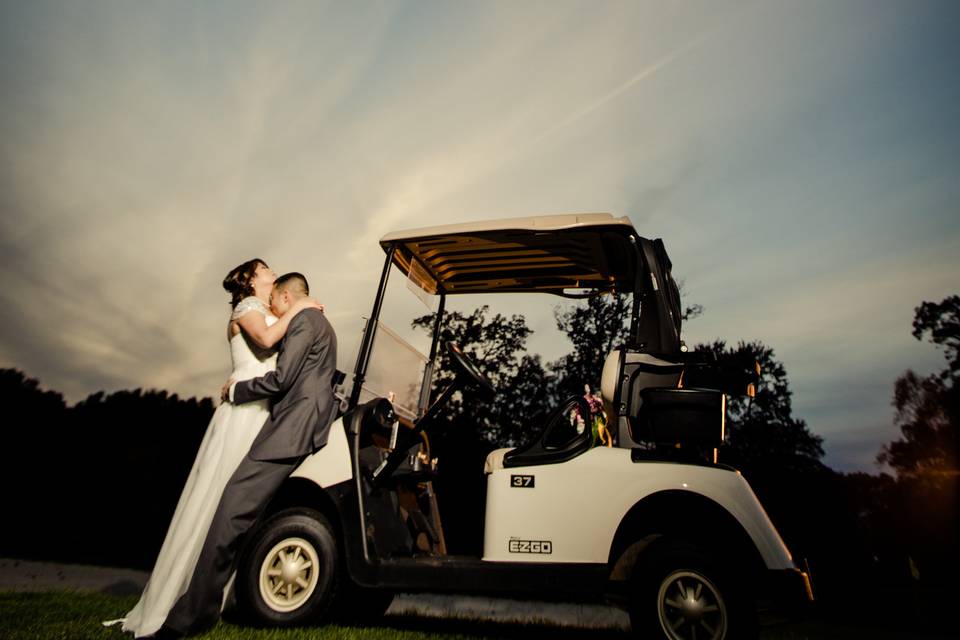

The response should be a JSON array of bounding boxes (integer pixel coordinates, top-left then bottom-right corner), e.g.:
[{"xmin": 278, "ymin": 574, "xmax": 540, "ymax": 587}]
[{"xmin": 274, "ymin": 272, "xmax": 309, "ymax": 297}]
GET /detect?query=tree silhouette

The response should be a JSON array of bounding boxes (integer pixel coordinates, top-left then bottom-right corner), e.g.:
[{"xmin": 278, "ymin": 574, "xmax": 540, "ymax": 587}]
[
  {"xmin": 869, "ymin": 295, "xmax": 960, "ymax": 595},
  {"xmin": 880, "ymin": 372, "xmax": 959, "ymax": 479},
  {"xmin": 911, "ymin": 295, "xmax": 960, "ymax": 382},
  {"xmin": 551, "ymin": 294, "xmax": 632, "ymax": 400},
  {"xmin": 551, "ymin": 291, "xmax": 704, "ymax": 400},
  {"xmin": 684, "ymin": 342, "xmax": 869, "ymax": 616},
  {"xmin": 695, "ymin": 340, "xmax": 826, "ymax": 476},
  {"xmin": 65, "ymin": 388, "xmax": 214, "ymax": 565},
  {"xmin": 412, "ymin": 305, "xmax": 553, "ymax": 447},
  {"xmin": 0, "ymin": 370, "xmax": 69, "ymax": 561},
  {"xmin": 0, "ymin": 368, "xmax": 67, "ymax": 475},
  {"xmin": 0, "ymin": 368, "xmax": 66, "ymax": 415},
  {"xmin": 0, "ymin": 369, "xmax": 214, "ymax": 568},
  {"xmin": 878, "ymin": 295, "xmax": 960, "ymax": 480}
]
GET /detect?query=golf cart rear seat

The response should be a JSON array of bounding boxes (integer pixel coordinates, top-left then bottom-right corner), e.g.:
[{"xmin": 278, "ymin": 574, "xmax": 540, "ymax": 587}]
[
  {"xmin": 604, "ymin": 347, "xmax": 727, "ymax": 455},
  {"xmin": 602, "ymin": 348, "xmax": 684, "ymax": 448}
]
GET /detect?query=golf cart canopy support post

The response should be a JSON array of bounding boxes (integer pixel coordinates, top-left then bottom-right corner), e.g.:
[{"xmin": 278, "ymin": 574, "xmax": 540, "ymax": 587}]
[
  {"xmin": 419, "ymin": 292, "xmax": 446, "ymax": 416},
  {"xmin": 350, "ymin": 243, "xmax": 396, "ymax": 408}
]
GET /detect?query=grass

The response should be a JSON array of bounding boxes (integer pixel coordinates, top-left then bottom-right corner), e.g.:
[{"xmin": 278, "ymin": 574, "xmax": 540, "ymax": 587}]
[
  {"xmin": 1, "ymin": 591, "xmax": 952, "ymax": 640},
  {"xmin": 0, "ymin": 591, "xmax": 625, "ymax": 640}
]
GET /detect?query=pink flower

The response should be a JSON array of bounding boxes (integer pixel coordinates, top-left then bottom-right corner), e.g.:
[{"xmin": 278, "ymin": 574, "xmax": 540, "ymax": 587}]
[{"xmin": 583, "ymin": 384, "xmax": 604, "ymax": 415}]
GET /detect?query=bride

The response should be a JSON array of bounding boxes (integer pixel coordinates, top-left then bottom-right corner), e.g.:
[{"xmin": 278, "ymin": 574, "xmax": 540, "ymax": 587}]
[{"xmin": 108, "ymin": 258, "xmax": 323, "ymax": 638}]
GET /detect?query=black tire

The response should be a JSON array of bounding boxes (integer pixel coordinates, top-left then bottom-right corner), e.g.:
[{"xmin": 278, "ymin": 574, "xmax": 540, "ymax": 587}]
[
  {"xmin": 237, "ymin": 509, "xmax": 340, "ymax": 627},
  {"xmin": 628, "ymin": 540, "xmax": 756, "ymax": 640}
]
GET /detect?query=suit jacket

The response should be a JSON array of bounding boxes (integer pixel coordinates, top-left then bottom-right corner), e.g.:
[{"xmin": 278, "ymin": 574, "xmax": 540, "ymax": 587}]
[{"xmin": 233, "ymin": 308, "xmax": 338, "ymax": 461}]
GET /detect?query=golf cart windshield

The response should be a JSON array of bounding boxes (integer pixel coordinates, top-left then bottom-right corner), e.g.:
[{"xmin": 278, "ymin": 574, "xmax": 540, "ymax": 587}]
[{"xmin": 356, "ymin": 321, "xmax": 428, "ymax": 421}]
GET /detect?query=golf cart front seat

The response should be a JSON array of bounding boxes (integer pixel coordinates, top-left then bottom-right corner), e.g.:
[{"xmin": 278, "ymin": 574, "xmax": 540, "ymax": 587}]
[
  {"xmin": 483, "ymin": 394, "xmax": 593, "ymax": 473},
  {"xmin": 483, "ymin": 447, "xmax": 509, "ymax": 474},
  {"xmin": 483, "ymin": 352, "xmax": 627, "ymax": 474}
]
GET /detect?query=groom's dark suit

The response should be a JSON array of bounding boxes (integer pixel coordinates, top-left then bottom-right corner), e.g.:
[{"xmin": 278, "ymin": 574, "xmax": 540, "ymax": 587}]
[{"xmin": 163, "ymin": 308, "xmax": 337, "ymax": 636}]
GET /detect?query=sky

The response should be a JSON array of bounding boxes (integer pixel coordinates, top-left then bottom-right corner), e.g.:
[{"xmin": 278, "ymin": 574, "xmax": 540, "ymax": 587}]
[{"xmin": 1, "ymin": 0, "xmax": 957, "ymax": 472}]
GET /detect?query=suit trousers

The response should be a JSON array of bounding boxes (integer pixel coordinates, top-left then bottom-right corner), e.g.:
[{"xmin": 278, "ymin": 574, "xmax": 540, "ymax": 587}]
[{"xmin": 163, "ymin": 453, "xmax": 301, "ymax": 635}]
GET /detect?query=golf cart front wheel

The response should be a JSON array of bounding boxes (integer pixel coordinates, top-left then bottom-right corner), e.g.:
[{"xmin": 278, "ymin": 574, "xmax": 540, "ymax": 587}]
[{"xmin": 238, "ymin": 509, "xmax": 339, "ymax": 626}]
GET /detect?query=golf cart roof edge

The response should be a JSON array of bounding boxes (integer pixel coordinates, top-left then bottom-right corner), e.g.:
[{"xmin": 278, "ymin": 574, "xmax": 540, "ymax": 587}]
[{"xmin": 379, "ymin": 212, "xmax": 637, "ymax": 245}]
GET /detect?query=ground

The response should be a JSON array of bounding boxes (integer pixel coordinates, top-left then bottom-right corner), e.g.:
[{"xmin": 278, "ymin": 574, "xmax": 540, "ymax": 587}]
[{"xmin": 0, "ymin": 558, "xmax": 950, "ymax": 639}]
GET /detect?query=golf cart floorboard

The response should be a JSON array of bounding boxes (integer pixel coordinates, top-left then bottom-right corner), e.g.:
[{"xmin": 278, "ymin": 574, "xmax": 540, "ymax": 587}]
[{"xmin": 370, "ymin": 555, "xmax": 610, "ymax": 598}]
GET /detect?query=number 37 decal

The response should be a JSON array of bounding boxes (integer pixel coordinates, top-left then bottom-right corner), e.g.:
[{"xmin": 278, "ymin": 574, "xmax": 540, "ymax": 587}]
[{"xmin": 510, "ymin": 474, "xmax": 535, "ymax": 488}]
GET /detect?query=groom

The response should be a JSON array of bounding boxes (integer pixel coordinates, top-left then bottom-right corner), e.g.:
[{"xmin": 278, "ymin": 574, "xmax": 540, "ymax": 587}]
[{"xmin": 156, "ymin": 272, "xmax": 338, "ymax": 639}]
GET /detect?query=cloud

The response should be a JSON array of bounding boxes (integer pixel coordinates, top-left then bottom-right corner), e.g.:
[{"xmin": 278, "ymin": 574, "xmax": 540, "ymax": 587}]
[{"xmin": 0, "ymin": 1, "xmax": 958, "ymax": 475}]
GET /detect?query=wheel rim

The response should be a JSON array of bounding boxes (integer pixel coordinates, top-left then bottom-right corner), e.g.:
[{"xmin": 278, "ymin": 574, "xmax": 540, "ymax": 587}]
[
  {"xmin": 656, "ymin": 569, "xmax": 727, "ymax": 640},
  {"xmin": 259, "ymin": 536, "xmax": 320, "ymax": 613}
]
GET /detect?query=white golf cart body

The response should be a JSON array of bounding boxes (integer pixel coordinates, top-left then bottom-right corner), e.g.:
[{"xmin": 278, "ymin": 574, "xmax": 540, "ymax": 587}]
[
  {"xmin": 482, "ymin": 448, "xmax": 792, "ymax": 568},
  {"xmin": 238, "ymin": 213, "xmax": 812, "ymax": 639}
]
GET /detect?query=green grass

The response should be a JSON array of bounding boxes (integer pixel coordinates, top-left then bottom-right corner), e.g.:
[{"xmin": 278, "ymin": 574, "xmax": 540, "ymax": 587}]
[
  {"xmin": 2, "ymin": 591, "xmax": 137, "ymax": 640},
  {"xmin": 0, "ymin": 591, "xmax": 628, "ymax": 640}
]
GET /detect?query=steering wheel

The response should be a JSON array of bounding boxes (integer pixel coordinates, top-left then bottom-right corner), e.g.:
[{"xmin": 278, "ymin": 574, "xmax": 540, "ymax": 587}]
[
  {"xmin": 370, "ymin": 342, "xmax": 494, "ymax": 487},
  {"xmin": 446, "ymin": 341, "xmax": 496, "ymax": 398}
]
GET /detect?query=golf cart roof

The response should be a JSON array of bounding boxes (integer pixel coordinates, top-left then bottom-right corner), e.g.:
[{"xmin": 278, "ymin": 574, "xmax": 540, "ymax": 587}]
[{"xmin": 379, "ymin": 213, "xmax": 639, "ymax": 296}]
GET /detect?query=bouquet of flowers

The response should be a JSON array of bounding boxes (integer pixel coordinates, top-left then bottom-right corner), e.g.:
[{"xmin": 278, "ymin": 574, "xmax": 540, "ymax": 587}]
[{"xmin": 569, "ymin": 384, "xmax": 613, "ymax": 447}]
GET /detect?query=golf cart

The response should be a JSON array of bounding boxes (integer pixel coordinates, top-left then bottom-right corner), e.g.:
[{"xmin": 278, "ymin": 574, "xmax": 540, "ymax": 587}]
[{"xmin": 234, "ymin": 213, "xmax": 812, "ymax": 640}]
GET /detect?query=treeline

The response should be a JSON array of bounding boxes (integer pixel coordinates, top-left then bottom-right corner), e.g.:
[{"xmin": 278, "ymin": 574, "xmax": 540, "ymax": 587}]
[{"xmin": 0, "ymin": 370, "xmax": 214, "ymax": 570}]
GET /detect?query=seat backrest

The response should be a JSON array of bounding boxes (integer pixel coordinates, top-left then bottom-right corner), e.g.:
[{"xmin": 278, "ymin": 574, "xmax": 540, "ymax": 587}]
[
  {"xmin": 600, "ymin": 348, "xmax": 685, "ymax": 447},
  {"xmin": 600, "ymin": 349, "xmax": 622, "ymax": 423}
]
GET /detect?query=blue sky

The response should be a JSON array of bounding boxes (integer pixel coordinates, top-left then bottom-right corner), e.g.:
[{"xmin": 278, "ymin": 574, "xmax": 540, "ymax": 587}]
[{"xmin": 1, "ymin": 1, "xmax": 957, "ymax": 471}]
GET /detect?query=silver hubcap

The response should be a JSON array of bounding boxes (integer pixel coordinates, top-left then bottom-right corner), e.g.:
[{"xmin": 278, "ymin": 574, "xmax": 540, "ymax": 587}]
[
  {"xmin": 259, "ymin": 537, "xmax": 320, "ymax": 613},
  {"xmin": 657, "ymin": 570, "xmax": 727, "ymax": 640}
]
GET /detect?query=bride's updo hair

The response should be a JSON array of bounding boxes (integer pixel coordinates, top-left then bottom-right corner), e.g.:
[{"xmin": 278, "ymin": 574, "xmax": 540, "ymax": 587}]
[{"xmin": 223, "ymin": 258, "xmax": 268, "ymax": 308}]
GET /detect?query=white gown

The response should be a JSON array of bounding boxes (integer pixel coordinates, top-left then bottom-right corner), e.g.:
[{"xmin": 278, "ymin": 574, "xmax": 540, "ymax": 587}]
[{"xmin": 113, "ymin": 297, "xmax": 278, "ymax": 637}]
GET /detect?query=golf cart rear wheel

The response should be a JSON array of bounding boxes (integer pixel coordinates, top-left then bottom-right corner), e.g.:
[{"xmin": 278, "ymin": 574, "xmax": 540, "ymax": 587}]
[
  {"xmin": 238, "ymin": 509, "xmax": 339, "ymax": 626},
  {"xmin": 629, "ymin": 540, "xmax": 755, "ymax": 640}
]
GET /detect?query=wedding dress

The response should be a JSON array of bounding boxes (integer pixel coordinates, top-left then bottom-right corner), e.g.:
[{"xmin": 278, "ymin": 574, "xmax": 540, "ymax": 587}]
[{"xmin": 109, "ymin": 297, "xmax": 278, "ymax": 637}]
